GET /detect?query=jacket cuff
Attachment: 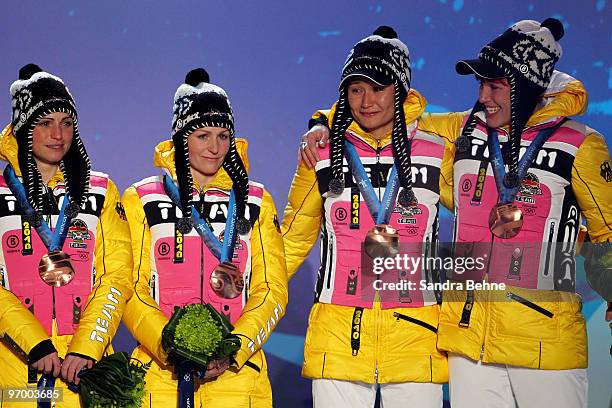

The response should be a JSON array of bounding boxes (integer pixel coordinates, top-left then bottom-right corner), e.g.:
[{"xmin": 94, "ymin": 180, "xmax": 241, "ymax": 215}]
[
  {"xmin": 28, "ymin": 340, "xmax": 56, "ymax": 364},
  {"xmin": 66, "ymin": 352, "xmax": 96, "ymax": 363},
  {"xmin": 308, "ymin": 113, "xmax": 329, "ymax": 130}
]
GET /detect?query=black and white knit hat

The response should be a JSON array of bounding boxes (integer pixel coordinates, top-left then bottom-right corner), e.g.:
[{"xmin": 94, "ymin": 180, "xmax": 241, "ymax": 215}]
[
  {"xmin": 10, "ymin": 63, "xmax": 90, "ymax": 216},
  {"xmin": 455, "ymin": 18, "xmax": 564, "ymax": 188},
  {"xmin": 329, "ymin": 26, "xmax": 416, "ymax": 206},
  {"xmin": 171, "ymin": 68, "xmax": 250, "ymax": 234}
]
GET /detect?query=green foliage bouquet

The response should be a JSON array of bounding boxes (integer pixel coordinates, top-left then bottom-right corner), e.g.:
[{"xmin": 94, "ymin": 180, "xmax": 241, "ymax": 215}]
[
  {"xmin": 70, "ymin": 352, "xmax": 150, "ymax": 408},
  {"xmin": 161, "ymin": 303, "xmax": 241, "ymax": 368}
]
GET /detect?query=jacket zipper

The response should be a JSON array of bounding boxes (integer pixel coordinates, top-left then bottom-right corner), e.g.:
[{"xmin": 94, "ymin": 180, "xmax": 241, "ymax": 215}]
[
  {"xmin": 506, "ymin": 292, "xmax": 554, "ymax": 318},
  {"xmin": 376, "ymin": 140, "xmax": 382, "ymax": 195},
  {"xmin": 374, "ymin": 305, "xmax": 379, "ymax": 383},
  {"xmin": 373, "ymin": 141, "xmax": 382, "ymax": 300},
  {"xmin": 393, "ymin": 312, "xmax": 438, "ymax": 333},
  {"xmin": 542, "ymin": 221, "xmax": 556, "ymax": 277},
  {"xmin": 52, "ymin": 287, "xmax": 56, "ymax": 319},
  {"xmin": 199, "ymin": 192, "xmax": 205, "ymax": 302},
  {"xmin": 46, "ymin": 211, "xmax": 57, "ymax": 320},
  {"xmin": 480, "ymin": 293, "xmax": 490, "ymax": 360},
  {"xmin": 200, "ymin": 241, "xmax": 204, "ymax": 302},
  {"xmin": 41, "ymin": 186, "xmax": 58, "ymax": 320}
]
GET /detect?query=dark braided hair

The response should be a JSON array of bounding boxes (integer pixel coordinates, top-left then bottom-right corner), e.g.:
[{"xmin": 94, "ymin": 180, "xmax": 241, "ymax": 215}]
[{"xmin": 328, "ymin": 87, "xmax": 353, "ymax": 194}]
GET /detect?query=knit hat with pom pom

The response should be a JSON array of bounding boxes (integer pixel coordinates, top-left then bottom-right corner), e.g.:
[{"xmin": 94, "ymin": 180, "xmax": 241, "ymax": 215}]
[
  {"xmin": 455, "ymin": 18, "xmax": 565, "ymax": 189},
  {"xmin": 10, "ymin": 63, "xmax": 90, "ymax": 218},
  {"xmin": 171, "ymin": 68, "xmax": 250, "ymax": 235}
]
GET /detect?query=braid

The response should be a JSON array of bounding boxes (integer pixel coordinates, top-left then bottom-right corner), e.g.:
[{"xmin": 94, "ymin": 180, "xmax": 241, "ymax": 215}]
[
  {"xmin": 174, "ymin": 132, "xmax": 194, "ymax": 222},
  {"xmin": 25, "ymin": 158, "xmax": 44, "ymax": 211},
  {"xmin": 222, "ymin": 137, "xmax": 250, "ymax": 233},
  {"xmin": 506, "ymin": 74, "xmax": 521, "ymax": 178},
  {"xmin": 17, "ymin": 115, "xmax": 43, "ymax": 211},
  {"xmin": 503, "ymin": 74, "xmax": 542, "ymax": 188},
  {"xmin": 59, "ymin": 112, "xmax": 90, "ymax": 211},
  {"xmin": 328, "ymin": 88, "xmax": 353, "ymax": 194},
  {"xmin": 391, "ymin": 82, "xmax": 412, "ymax": 192},
  {"xmin": 455, "ymin": 100, "xmax": 484, "ymax": 152}
]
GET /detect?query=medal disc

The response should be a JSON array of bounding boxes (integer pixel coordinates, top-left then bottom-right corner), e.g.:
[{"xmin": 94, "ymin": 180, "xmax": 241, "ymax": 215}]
[
  {"xmin": 38, "ymin": 251, "xmax": 75, "ymax": 287},
  {"xmin": 488, "ymin": 203, "xmax": 523, "ymax": 239},
  {"xmin": 363, "ymin": 224, "xmax": 400, "ymax": 259},
  {"xmin": 210, "ymin": 262, "xmax": 244, "ymax": 299}
]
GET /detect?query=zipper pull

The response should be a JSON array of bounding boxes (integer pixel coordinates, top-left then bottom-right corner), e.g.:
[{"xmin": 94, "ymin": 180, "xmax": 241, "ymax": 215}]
[
  {"xmin": 375, "ymin": 141, "xmax": 384, "ymax": 185},
  {"xmin": 198, "ymin": 191, "xmax": 207, "ymax": 216}
]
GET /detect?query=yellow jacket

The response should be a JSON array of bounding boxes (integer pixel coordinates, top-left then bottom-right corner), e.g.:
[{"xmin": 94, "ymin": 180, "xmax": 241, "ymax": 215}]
[
  {"xmin": 121, "ymin": 138, "xmax": 288, "ymax": 407},
  {"xmin": 282, "ymin": 89, "xmax": 448, "ymax": 384},
  {"xmin": 0, "ymin": 287, "xmax": 50, "ymax": 359},
  {"xmin": 422, "ymin": 74, "xmax": 612, "ymax": 369},
  {"xmin": 0, "ymin": 125, "xmax": 133, "ymax": 403}
]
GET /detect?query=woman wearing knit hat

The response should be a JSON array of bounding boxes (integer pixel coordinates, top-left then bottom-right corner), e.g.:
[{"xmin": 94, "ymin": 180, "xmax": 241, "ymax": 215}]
[
  {"xmin": 121, "ymin": 68, "xmax": 288, "ymax": 407},
  {"xmin": 282, "ymin": 27, "xmax": 448, "ymax": 407},
  {"xmin": 435, "ymin": 18, "xmax": 611, "ymax": 408},
  {"xmin": 303, "ymin": 18, "xmax": 611, "ymax": 408},
  {"xmin": 0, "ymin": 64, "xmax": 133, "ymax": 406}
]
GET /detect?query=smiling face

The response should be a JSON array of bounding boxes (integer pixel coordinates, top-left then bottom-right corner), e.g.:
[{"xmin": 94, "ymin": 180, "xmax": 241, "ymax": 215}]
[
  {"xmin": 31, "ymin": 112, "xmax": 74, "ymax": 167},
  {"xmin": 478, "ymin": 77, "xmax": 511, "ymax": 129},
  {"xmin": 346, "ymin": 79, "xmax": 395, "ymax": 140},
  {"xmin": 187, "ymin": 126, "xmax": 231, "ymax": 186}
]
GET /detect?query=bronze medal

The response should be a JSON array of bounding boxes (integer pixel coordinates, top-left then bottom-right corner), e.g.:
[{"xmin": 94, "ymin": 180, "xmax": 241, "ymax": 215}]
[
  {"xmin": 488, "ymin": 203, "xmax": 523, "ymax": 239},
  {"xmin": 38, "ymin": 251, "xmax": 75, "ymax": 287},
  {"xmin": 210, "ymin": 262, "xmax": 244, "ymax": 299},
  {"xmin": 363, "ymin": 224, "xmax": 400, "ymax": 259}
]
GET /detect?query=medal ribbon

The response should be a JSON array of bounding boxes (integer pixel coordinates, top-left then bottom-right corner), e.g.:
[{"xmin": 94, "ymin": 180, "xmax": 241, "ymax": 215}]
[
  {"xmin": 344, "ymin": 142, "xmax": 400, "ymax": 225},
  {"xmin": 487, "ymin": 121, "xmax": 564, "ymax": 204},
  {"xmin": 4, "ymin": 165, "xmax": 73, "ymax": 252},
  {"xmin": 163, "ymin": 175, "xmax": 238, "ymax": 263},
  {"xmin": 177, "ymin": 362, "xmax": 194, "ymax": 408},
  {"xmin": 36, "ymin": 373, "xmax": 55, "ymax": 408}
]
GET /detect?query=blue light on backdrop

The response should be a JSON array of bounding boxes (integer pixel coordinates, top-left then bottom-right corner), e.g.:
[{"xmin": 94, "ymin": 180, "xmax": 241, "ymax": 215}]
[{"xmin": 1, "ymin": 1, "xmax": 610, "ymax": 406}]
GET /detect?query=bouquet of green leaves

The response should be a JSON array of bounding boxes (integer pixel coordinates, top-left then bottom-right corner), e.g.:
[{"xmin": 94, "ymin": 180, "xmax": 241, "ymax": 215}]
[
  {"xmin": 161, "ymin": 303, "xmax": 241, "ymax": 369},
  {"xmin": 69, "ymin": 352, "xmax": 150, "ymax": 408}
]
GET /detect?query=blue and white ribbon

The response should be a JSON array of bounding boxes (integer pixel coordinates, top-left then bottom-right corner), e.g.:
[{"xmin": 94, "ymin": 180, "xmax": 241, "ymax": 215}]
[
  {"xmin": 163, "ymin": 175, "xmax": 238, "ymax": 263},
  {"xmin": 487, "ymin": 122, "xmax": 562, "ymax": 204},
  {"xmin": 344, "ymin": 142, "xmax": 400, "ymax": 225},
  {"xmin": 4, "ymin": 164, "xmax": 73, "ymax": 252}
]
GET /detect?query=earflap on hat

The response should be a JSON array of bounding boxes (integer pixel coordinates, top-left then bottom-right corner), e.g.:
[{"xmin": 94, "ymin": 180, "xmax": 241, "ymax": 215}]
[
  {"xmin": 171, "ymin": 68, "xmax": 250, "ymax": 234},
  {"xmin": 502, "ymin": 73, "xmax": 546, "ymax": 187},
  {"xmin": 12, "ymin": 64, "xmax": 90, "ymax": 214}
]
